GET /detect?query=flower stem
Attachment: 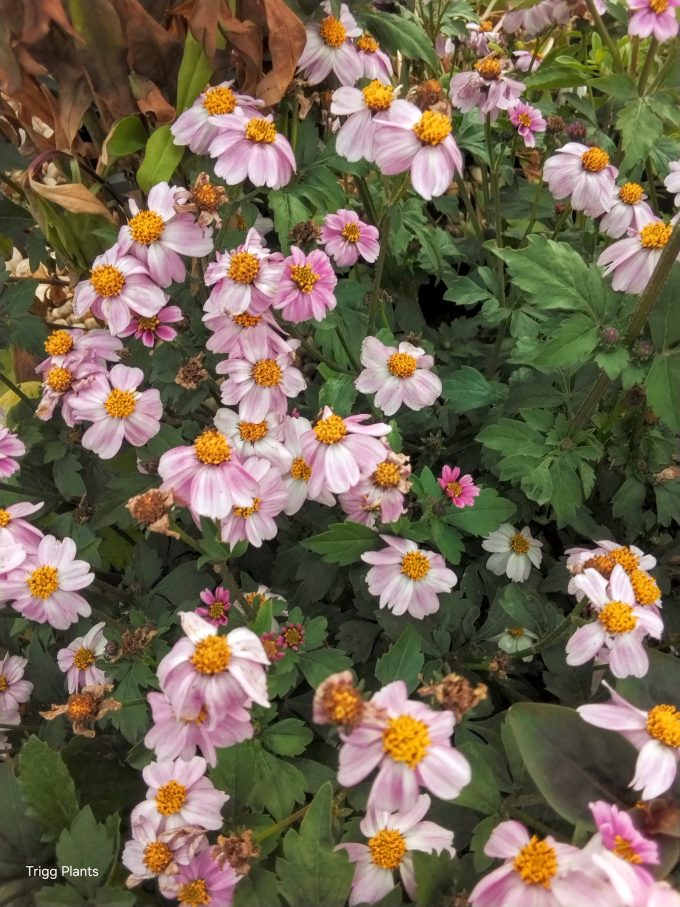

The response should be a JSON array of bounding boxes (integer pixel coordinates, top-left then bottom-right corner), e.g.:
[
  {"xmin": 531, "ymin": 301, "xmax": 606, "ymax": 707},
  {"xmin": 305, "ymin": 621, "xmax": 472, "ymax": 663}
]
[
  {"xmin": 0, "ymin": 371, "xmax": 34, "ymax": 407},
  {"xmin": 585, "ymin": 0, "xmax": 624, "ymax": 73},
  {"xmin": 254, "ymin": 803, "xmax": 310, "ymax": 843},
  {"xmin": 367, "ymin": 216, "xmax": 390, "ymax": 338},
  {"xmin": 637, "ymin": 37, "xmax": 658, "ymax": 94}
]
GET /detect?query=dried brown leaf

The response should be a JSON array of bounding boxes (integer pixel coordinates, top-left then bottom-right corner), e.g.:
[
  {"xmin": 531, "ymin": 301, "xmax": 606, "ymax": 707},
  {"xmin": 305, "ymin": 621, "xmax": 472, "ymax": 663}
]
[
  {"xmin": 110, "ymin": 0, "xmax": 182, "ymax": 101},
  {"xmin": 130, "ymin": 73, "xmax": 175, "ymax": 124},
  {"xmin": 27, "ymin": 173, "xmax": 115, "ymax": 222},
  {"xmin": 21, "ymin": 0, "xmax": 80, "ymax": 43},
  {"xmin": 256, "ymin": 0, "xmax": 306, "ymax": 106}
]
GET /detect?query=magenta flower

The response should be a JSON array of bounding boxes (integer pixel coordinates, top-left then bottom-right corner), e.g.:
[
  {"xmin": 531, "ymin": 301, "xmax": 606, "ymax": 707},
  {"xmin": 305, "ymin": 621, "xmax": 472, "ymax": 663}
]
[
  {"xmin": 204, "ymin": 307, "xmax": 286, "ymax": 357},
  {"xmin": 4, "ymin": 535, "xmax": 93, "ymax": 629},
  {"xmin": 122, "ymin": 813, "xmax": 206, "ymax": 889},
  {"xmin": 204, "ymin": 228, "xmax": 284, "ymax": 316},
  {"xmin": 449, "ymin": 58, "xmax": 524, "ymax": 121},
  {"xmin": 664, "ymin": 161, "xmax": 680, "ymax": 205},
  {"xmin": 0, "ymin": 426, "xmax": 25, "ymax": 478},
  {"xmin": 321, "ymin": 210, "xmax": 380, "ymax": 267},
  {"xmin": 339, "ymin": 448, "xmax": 411, "ymax": 527},
  {"xmin": 331, "ymin": 81, "xmax": 399, "ymax": 163},
  {"xmin": 219, "ymin": 456, "xmax": 288, "ymax": 548},
  {"xmin": 132, "ymin": 755, "xmax": 228, "ymax": 832},
  {"xmin": 280, "ymin": 415, "xmax": 336, "ymax": 514},
  {"xmin": 274, "ymin": 247, "xmax": 338, "ymax": 323},
  {"xmin": 356, "ymin": 33, "xmax": 393, "ymax": 80},
  {"xmin": 374, "ymin": 101, "xmax": 463, "ymax": 200},
  {"xmin": 600, "ymin": 182, "xmax": 655, "ymax": 238},
  {"xmin": 628, "ymin": 0, "xmax": 680, "ymax": 41},
  {"xmin": 73, "ymin": 244, "xmax": 166, "ymax": 336},
  {"xmin": 120, "ymin": 305, "xmax": 183, "ymax": 348},
  {"xmin": 338, "ymin": 680, "xmax": 471, "ymax": 811},
  {"xmin": 543, "ymin": 142, "xmax": 619, "ymax": 217},
  {"xmin": 57, "ymin": 621, "xmax": 108, "ymax": 693},
  {"xmin": 170, "ymin": 850, "xmax": 239, "ymax": 907},
  {"xmin": 214, "ymin": 408, "xmax": 293, "ymax": 473},
  {"xmin": 171, "ymin": 80, "xmax": 263, "ymax": 154},
  {"xmin": 598, "ymin": 220, "xmax": 679, "ymax": 294},
  {"xmin": 195, "ymin": 586, "xmax": 231, "ymax": 626},
  {"xmin": 338, "ymin": 794, "xmax": 454, "ymax": 905},
  {"xmin": 508, "ymin": 101, "xmax": 546, "ymax": 148},
  {"xmin": 209, "ymin": 111, "xmax": 296, "ymax": 190},
  {"xmin": 0, "ymin": 654, "xmax": 33, "ymax": 717},
  {"xmin": 438, "ymin": 465, "xmax": 480, "ymax": 508},
  {"xmin": 0, "ymin": 501, "xmax": 43, "ymax": 553},
  {"xmin": 356, "ymin": 337, "xmax": 442, "ymax": 416},
  {"xmin": 297, "ymin": 2, "xmax": 362, "ymax": 86}
]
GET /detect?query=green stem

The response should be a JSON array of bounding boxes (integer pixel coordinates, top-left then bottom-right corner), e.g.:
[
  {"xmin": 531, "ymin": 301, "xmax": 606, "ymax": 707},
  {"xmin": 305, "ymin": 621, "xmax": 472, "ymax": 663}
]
[
  {"xmin": 355, "ymin": 176, "xmax": 379, "ymax": 226},
  {"xmin": 335, "ymin": 316, "xmax": 361, "ymax": 372},
  {"xmin": 277, "ymin": 319, "xmax": 353, "ymax": 375},
  {"xmin": 646, "ymin": 158, "xmax": 659, "ymax": 211},
  {"xmin": 584, "ymin": 0, "xmax": 624, "ymax": 72},
  {"xmin": 637, "ymin": 38, "xmax": 658, "ymax": 94},
  {"xmin": 522, "ymin": 601, "xmax": 584, "ymax": 656},
  {"xmin": 0, "ymin": 371, "xmax": 34, "ymax": 407},
  {"xmin": 629, "ymin": 36, "xmax": 639, "ymax": 76},
  {"xmin": 254, "ymin": 803, "xmax": 310, "ymax": 843},
  {"xmin": 649, "ymin": 44, "xmax": 678, "ymax": 91},
  {"xmin": 456, "ymin": 178, "xmax": 484, "ymax": 242},
  {"xmin": 508, "ymin": 808, "xmax": 556, "ymax": 837},
  {"xmin": 550, "ymin": 204, "xmax": 572, "ymax": 239},
  {"xmin": 485, "ymin": 117, "xmax": 506, "ymax": 308}
]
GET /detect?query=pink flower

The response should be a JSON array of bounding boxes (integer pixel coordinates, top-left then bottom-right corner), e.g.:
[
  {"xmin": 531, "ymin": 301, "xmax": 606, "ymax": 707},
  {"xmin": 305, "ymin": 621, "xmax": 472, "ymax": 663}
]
[
  {"xmin": 41, "ymin": 327, "xmax": 123, "ymax": 365},
  {"xmin": 0, "ymin": 654, "xmax": 33, "ymax": 717},
  {"xmin": 465, "ymin": 21, "xmax": 502, "ymax": 56},
  {"xmin": 338, "ymin": 794, "xmax": 454, "ymax": 905},
  {"xmin": 204, "ymin": 307, "xmax": 287, "ymax": 357},
  {"xmin": 579, "ymin": 681, "xmax": 680, "ymax": 800},
  {"xmin": 36, "ymin": 356, "xmax": 108, "ymax": 425},
  {"xmin": 280, "ymin": 415, "xmax": 336, "ymax": 514},
  {"xmin": 278, "ymin": 622, "xmax": 305, "ymax": 652},
  {"xmin": 543, "ymin": 143, "xmax": 619, "ymax": 217},
  {"xmin": 219, "ymin": 456, "xmax": 288, "ymax": 548},
  {"xmin": 628, "ymin": 0, "xmax": 680, "ymax": 41},
  {"xmin": 195, "ymin": 586, "xmax": 231, "ymax": 626},
  {"xmin": 73, "ymin": 244, "xmax": 167, "ymax": 336},
  {"xmin": 214, "ymin": 408, "xmax": 293, "ymax": 473},
  {"xmin": 132, "ymin": 755, "xmax": 228, "ymax": 832},
  {"xmin": 0, "ymin": 426, "xmax": 25, "ymax": 478},
  {"xmin": 122, "ymin": 813, "xmax": 206, "ymax": 888},
  {"xmin": 120, "ymin": 305, "xmax": 183, "ymax": 348},
  {"xmin": 512, "ymin": 49, "xmax": 544, "ymax": 71},
  {"xmin": 170, "ymin": 850, "xmax": 239, "ymax": 907},
  {"xmin": 361, "ymin": 535, "xmax": 457, "ymax": 619},
  {"xmin": 301, "ymin": 406, "xmax": 390, "ymax": 497},
  {"xmin": 438, "ymin": 465, "xmax": 480, "ymax": 508},
  {"xmin": 209, "ymin": 111, "xmax": 296, "ymax": 190},
  {"xmin": 648, "ymin": 883, "xmax": 680, "ymax": 907},
  {"xmin": 356, "ymin": 337, "xmax": 442, "ymax": 416},
  {"xmin": 0, "ymin": 501, "xmax": 43, "ymax": 553},
  {"xmin": 598, "ymin": 220, "xmax": 679, "ymax": 294},
  {"xmin": 374, "ymin": 101, "xmax": 463, "ymax": 200},
  {"xmin": 171, "ymin": 81, "xmax": 263, "ymax": 154},
  {"xmin": 355, "ymin": 33, "xmax": 393, "ymax": 80},
  {"xmin": 330, "ymin": 81, "xmax": 399, "ymax": 163},
  {"xmin": 297, "ymin": 2, "xmax": 362, "ymax": 86},
  {"xmin": 57, "ymin": 621, "xmax": 108, "ymax": 693},
  {"xmin": 600, "ymin": 182, "xmax": 655, "ymax": 238},
  {"xmin": 70, "ymin": 364, "xmax": 162, "ymax": 460},
  {"xmin": 337, "ymin": 680, "xmax": 471, "ymax": 811},
  {"xmin": 158, "ymin": 428, "xmax": 258, "ymax": 521},
  {"xmin": 204, "ymin": 228, "xmax": 284, "ymax": 316},
  {"xmin": 321, "ymin": 210, "xmax": 380, "ymax": 267},
  {"xmin": 274, "ymin": 247, "xmax": 338, "ymax": 323},
  {"xmin": 508, "ymin": 101, "xmax": 546, "ymax": 148},
  {"xmin": 4, "ymin": 535, "xmax": 93, "ymax": 629},
  {"xmin": 449, "ymin": 58, "xmax": 524, "ymax": 121},
  {"xmin": 339, "ymin": 448, "xmax": 411, "ymax": 526},
  {"xmin": 664, "ymin": 161, "xmax": 680, "ymax": 205}
]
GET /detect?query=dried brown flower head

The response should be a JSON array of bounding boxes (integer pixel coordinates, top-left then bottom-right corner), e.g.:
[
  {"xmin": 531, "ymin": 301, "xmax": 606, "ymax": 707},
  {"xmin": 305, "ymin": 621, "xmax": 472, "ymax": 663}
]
[
  {"xmin": 40, "ymin": 683, "xmax": 121, "ymax": 737},
  {"xmin": 212, "ymin": 830, "xmax": 261, "ymax": 876},
  {"xmin": 175, "ymin": 352, "xmax": 209, "ymax": 390},
  {"xmin": 413, "ymin": 79, "xmax": 444, "ymax": 111},
  {"xmin": 419, "ymin": 673, "xmax": 488, "ymax": 721},
  {"xmin": 174, "ymin": 173, "xmax": 228, "ymax": 228},
  {"xmin": 126, "ymin": 488, "xmax": 178, "ymax": 538},
  {"xmin": 288, "ymin": 220, "xmax": 322, "ymax": 246},
  {"xmin": 106, "ymin": 626, "xmax": 158, "ymax": 663}
]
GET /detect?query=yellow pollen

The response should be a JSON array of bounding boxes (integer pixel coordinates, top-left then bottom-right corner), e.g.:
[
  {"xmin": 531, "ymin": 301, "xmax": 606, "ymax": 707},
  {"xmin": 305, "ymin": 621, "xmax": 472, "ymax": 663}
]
[
  {"xmin": 613, "ymin": 836, "xmax": 643, "ymax": 864},
  {"xmin": 368, "ymin": 828, "xmax": 407, "ymax": 869},
  {"xmin": 72, "ymin": 647, "xmax": 95, "ymax": 670},
  {"xmin": 362, "ymin": 80, "xmax": 394, "ymax": 111},
  {"xmin": 475, "ymin": 57, "xmax": 502, "ymax": 80},
  {"xmin": 194, "ymin": 429, "xmax": 231, "ymax": 465},
  {"xmin": 357, "ymin": 33, "xmax": 379, "ymax": 53},
  {"xmin": 104, "ymin": 388, "xmax": 136, "ymax": 419},
  {"xmin": 137, "ymin": 315, "xmax": 160, "ymax": 331},
  {"xmin": 373, "ymin": 461, "xmax": 401, "ymax": 488},
  {"xmin": 228, "ymin": 250, "xmax": 260, "ymax": 284},
  {"xmin": 610, "ymin": 546, "xmax": 641, "ymax": 574},
  {"xmin": 290, "ymin": 457, "xmax": 312, "ymax": 481},
  {"xmin": 0, "ymin": 508, "xmax": 10, "ymax": 528},
  {"xmin": 67, "ymin": 692, "xmax": 97, "ymax": 721},
  {"xmin": 598, "ymin": 601, "xmax": 638, "ymax": 634},
  {"xmin": 26, "ymin": 565, "xmax": 59, "ymax": 599},
  {"xmin": 581, "ymin": 147, "xmax": 610, "ymax": 173},
  {"xmin": 401, "ymin": 550, "xmax": 431, "ymax": 581},
  {"xmin": 232, "ymin": 312, "xmax": 261, "ymax": 328},
  {"xmin": 203, "ymin": 85, "xmax": 236, "ymax": 115},
  {"xmin": 44, "ymin": 329, "xmax": 73, "ymax": 356},
  {"xmin": 584, "ymin": 554, "xmax": 616, "ymax": 578},
  {"xmin": 90, "ymin": 264, "xmax": 125, "ymax": 298},
  {"xmin": 155, "ymin": 780, "xmax": 187, "ymax": 816},
  {"xmin": 45, "ymin": 366, "xmax": 72, "ymax": 392},
  {"xmin": 289, "ymin": 264, "xmax": 320, "ymax": 294},
  {"xmin": 238, "ymin": 420, "xmax": 268, "ymax": 442},
  {"xmin": 245, "ymin": 118, "xmax": 277, "ymax": 144},
  {"xmin": 324, "ymin": 686, "xmax": 363, "ymax": 724},
  {"xmin": 233, "ymin": 498, "xmax": 261, "ymax": 519},
  {"xmin": 446, "ymin": 480, "xmax": 463, "ymax": 497},
  {"xmin": 649, "ymin": 0, "xmax": 668, "ymax": 11},
  {"xmin": 143, "ymin": 840, "xmax": 173, "ymax": 874},
  {"xmin": 382, "ymin": 714, "xmax": 431, "ymax": 767},
  {"xmin": 0, "ymin": 675, "xmax": 7, "ymax": 693},
  {"xmin": 517, "ymin": 112, "xmax": 533, "ymax": 128},
  {"xmin": 640, "ymin": 222, "xmax": 672, "ymax": 249},
  {"xmin": 508, "ymin": 627, "xmax": 526, "ymax": 637},
  {"xmin": 510, "ymin": 533, "xmax": 530, "ymax": 555},
  {"xmin": 251, "ymin": 358, "xmax": 283, "ymax": 387},
  {"xmin": 513, "ymin": 836, "xmax": 558, "ymax": 888},
  {"xmin": 412, "ymin": 110, "xmax": 452, "ymax": 146},
  {"xmin": 646, "ymin": 704, "xmax": 680, "ymax": 748},
  {"xmin": 193, "ymin": 183, "xmax": 221, "ymax": 208},
  {"xmin": 178, "ymin": 879, "xmax": 210, "ymax": 906},
  {"xmin": 208, "ymin": 601, "xmax": 226, "ymax": 620},
  {"xmin": 319, "ymin": 15, "xmax": 346, "ymax": 47},
  {"xmin": 480, "ymin": 18, "xmax": 494, "ymax": 30},
  {"xmin": 313, "ymin": 413, "xmax": 347, "ymax": 444},
  {"xmin": 619, "ymin": 182, "xmax": 644, "ymax": 205},
  {"xmin": 128, "ymin": 210, "xmax": 164, "ymax": 245},
  {"xmin": 341, "ymin": 222, "xmax": 361, "ymax": 243},
  {"xmin": 191, "ymin": 635, "xmax": 231, "ymax": 675},
  {"xmin": 630, "ymin": 569, "xmax": 660, "ymax": 606},
  {"xmin": 387, "ymin": 351, "xmax": 418, "ymax": 378},
  {"xmin": 283, "ymin": 626, "xmax": 303, "ymax": 647}
]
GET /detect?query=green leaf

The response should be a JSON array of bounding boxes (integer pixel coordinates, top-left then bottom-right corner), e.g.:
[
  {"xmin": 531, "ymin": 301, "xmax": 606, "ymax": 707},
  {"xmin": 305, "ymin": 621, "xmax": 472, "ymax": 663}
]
[
  {"xmin": 453, "ymin": 741, "xmax": 502, "ymax": 813},
  {"xmin": 53, "ymin": 453, "xmax": 86, "ymax": 499},
  {"xmin": 431, "ymin": 519, "xmax": 464, "ymax": 565},
  {"xmin": 442, "ymin": 366, "xmax": 505, "ymax": 412},
  {"xmin": 360, "ymin": 11, "xmax": 439, "ymax": 71},
  {"xmin": 531, "ymin": 314, "xmax": 599, "ymax": 371},
  {"xmin": 297, "ymin": 648, "xmax": 353, "ymax": 686},
  {"xmin": 55, "ymin": 807, "xmax": 114, "ymax": 897},
  {"xmin": 477, "ymin": 418, "xmax": 547, "ymax": 458},
  {"xmin": 590, "ymin": 74, "xmax": 637, "ymax": 99},
  {"xmin": 176, "ymin": 31, "xmax": 212, "ymax": 113},
  {"xmin": 375, "ymin": 626, "xmax": 425, "ymax": 693},
  {"xmin": 616, "ymin": 98, "xmax": 663, "ymax": 172},
  {"xmin": 137, "ymin": 125, "xmax": 184, "ymax": 193},
  {"xmin": 413, "ymin": 850, "xmax": 457, "ymax": 907},
  {"xmin": 262, "ymin": 719, "xmax": 313, "ymax": 757},
  {"xmin": 526, "ymin": 64, "xmax": 591, "ymax": 90},
  {"xmin": 0, "ymin": 762, "xmax": 47, "ymax": 883},
  {"xmin": 646, "ymin": 352, "xmax": 680, "ymax": 431},
  {"xmin": 617, "ymin": 649, "xmax": 680, "ymax": 710},
  {"xmin": 302, "ymin": 521, "xmax": 380, "ymax": 566},
  {"xmin": 18, "ymin": 737, "xmax": 79, "ymax": 840},
  {"xmin": 102, "ymin": 116, "xmax": 147, "ymax": 160},
  {"xmin": 443, "ymin": 487, "xmax": 516, "ymax": 536},
  {"xmin": 249, "ymin": 743, "xmax": 307, "ymax": 821},
  {"xmin": 34, "ymin": 886, "xmax": 86, "ymax": 906},
  {"xmin": 234, "ymin": 868, "xmax": 282, "ymax": 907},
  {"xmin": 318, "ymin": 373, "xmax": 357, "ymax": 415},
  {"xmin": 268, "ymin": 190, "xmax": 311, "ymax": 250}
]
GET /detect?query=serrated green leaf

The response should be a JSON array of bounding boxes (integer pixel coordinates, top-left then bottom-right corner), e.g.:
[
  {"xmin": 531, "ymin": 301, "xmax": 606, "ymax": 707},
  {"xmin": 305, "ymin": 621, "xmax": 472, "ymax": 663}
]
[
  {"xmin": 302, "ymin": 522, "xmax": 380, "ymax": 566},
  {"xmin": 262, "ymin": 719, "xmax": 313, "ymax": 757},
  {"xmin": 646, "ymin": 352, "xmax": 680, "ymax": 431},
  {"xmin": 616, "ymin": 98, "xmax": 663, "ymax": 172},
  {"xmin": 442, "ymin": 366, "xmax": 504, "ymax": 412},
  {"xmin": 360, "ymin": 11, "xmax": 439, "ymax": 71},
  {"xmin": 375, "ymin": 627, "xmax": 424, "ymax": 693},
  {"xmin": 55, "ymin": 807, "xmax": 114, "ymax": 896},
  {"xmin": 18, "ymin": 737, "xmax": 79, "ymax": 841},
  {"xmin": 443, "ymin": 487, "xmax": 516, "ymax": 536}
]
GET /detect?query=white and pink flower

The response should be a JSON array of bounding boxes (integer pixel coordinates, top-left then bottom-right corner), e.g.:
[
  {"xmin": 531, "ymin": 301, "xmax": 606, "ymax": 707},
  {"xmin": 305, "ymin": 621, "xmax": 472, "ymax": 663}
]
[
  {"xmin": 132, "ymin": 755, "xmax": 228, "ymax": 832},
  {"xmin": 598, "ymin": 219, "xmax": 679, "ymax": 294},
  {"xmin": 122, "ymin": 813, "xmax": 206, "ymax": 889},
  {"xmin": 331, "ymin": 81, "xmax": 399, "ymax": 163},
  {"xmin": 120, "ymin": 305, "xmax": 183, "ymax": 348},
  {"xmin": 664, "ymin": 161, "xmax": 680, "ymax": 206},
  {"xmin": 356, "ymin": 337, "xmax": 442, "ymax": 416},
  {"xmin": 204, "ymin": 307, "xmax": 286, "ymax": 357},
  {"xmin": 169, "ymin": 850, "xmax": 239, "ymax": 907},
  {"xmin": 482, "ymin": 524, "xmax": 543, "ymax": 583},
  {"xmin": 214, "ymin": 408, "xmax": 293, "ymax": 473},
  {"xmin": 274, "ymin": 247, "xmax": 338, "ymax": 323},
  {"xmin": 280, "ymin": 415, "xmax": 336, "ymax": 514},
  {"xmin": 219, "ymin": 456, "xmax": 288, "ymax": 548},
  {"xmin": 0, "ymin": 427, "xmax": 25, "ymax": 478},
  {"xmin": 508, "ymin": 101, "xmax": 546, "ymax": 148},
  {"xmin": 599, "ymin": 182, "xmax": 655, "ymax": 238},
  {"xmin": 57, "ymin": 621, "xmax": 108, "ymax": 693},
  {"xmin": 0, "ymin": 501, "xmax": 43, "ymax": 554},
  {"xmin": 339, "ymin": 448, "xmax": 410, "ymax": 527},
  {"xmin": 0, "ymin": 654, "xmax": 32, "ymax": 717},
  {"xmin": 209, "ymin": 111, "xmax": 296, "ymax": 190},
  {"xmin": 321, "ymin": 210, "xmax": 380, "ymax": 267},
  {"xmin": 195, "ymin": 586, "xmax": 231, "ymax": 627},
  {"xmin": 449, "ymin": 58, "xmax": 524, "ymax": 121},
  {"xmin": 204, "ymin": 228, "xmax": 284, "ymax": 316},
  {"xmin": 628, "ymin": 0, "xmax": 680, "ymax": 41},
  {"xmin": 543, "ymin": 142, "xmax": 619, "ymax": 217},
  {"xmin": 171, "ymin": 81, "xmax": 262, "ymax": 154},
  {"xmin": 297, "ymin": 2, "xmax": 362, "ymax": 86},
  {"xmin": 355, "ymin": 33, "xmax": 393, "ymax": 80}
]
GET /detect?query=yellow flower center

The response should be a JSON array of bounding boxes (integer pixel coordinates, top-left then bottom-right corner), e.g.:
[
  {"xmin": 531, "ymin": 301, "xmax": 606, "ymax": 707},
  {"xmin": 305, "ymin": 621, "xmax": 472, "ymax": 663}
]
[
  {"xmin": 245, "ymin": 118, "xmax": 277, "ymax": 144},
  {"xmin": 45, "ymin": 366, "xmax": 73, "ymax": 392},
  {"xmin": 233, "ymin": 498, "xmax": 261, "ymax": 519},
  {"xmin": 382, "ymin": 714, "xmax": 431, "ymax": 767},
  {"xmin": 613, "ymin": 836, "xmax": 643, "ymax": 864},
  {"xmin": 178, "ymin": 879, "xmax": 210, "ymax": 906},
  {"xmin": 598, "ymin": 601, "xmax": 638, "ymax": 634},
  {"xmin": 104, "ymin": 388, "xmax": 136, "ymax": 419},
  {"xmin": 0, "ymin": 675, "xmax": 7, "ymax": 692},
  {"xmin": 581, "ymin": 147, "xmax": 610, "ymax": 173},
  {"xmin": 155, "ymin": 780, "xmax": 187, "ymax": 816},
  {"xmin": 513, "ymin": 836, "xmax": 558, "ymax": 888},
  {"xmin": 619, "ymin": 182, "xmax": 644, "ymax": 205},
  {"xmin": 319, "ymin": 15, "xmax": 346, "ymax": 47},
  {"xmin": 143, "ymin": 840, "xmax": 173, "ymax": 874},
  {"xmin": 362, "ymin": 80, "xmax": 394, "ymax": 111},
  {"xmin": 251, "ymin": 358, "xmax": 283, "ymax": 387},
  {"xmin": 67, "ymin": 692, "xmax": 97, "ymax": 721},
  {"xmin": 387, "ymin": 351, "xmax": 418, "ymax": 378},
  {"xmin": 610, "ymin": 546, "xmax": 640, "ymax": 573},
  {"xmin": 373, "ymin": 461, "xmax": 401, "ymax": 488},
  {"xmin": 517, "ymin": 112, "xmax": 533, "ymax": 128},
  {"xmin": 193, "ymin": 182, "xmax": 221, "ymax": 208},
  {"xmin": 228, "ymin": 250, "xmax": 260, "ymax": 284},
  {"xmin": 640, "ymin": 222, "xmax": 672, "ymax": 249},
  {"xmin": 232, "ymin": 312, "xmax": 262, "ymax": 328},
  {"xmin": 630, "ymin": 569, "xmax": 660, "ymax": 606},
  {"xmin": 44, "ymin": 329, "xmax": 73, "ymax": 356},
  {"xmin": 646, "ymin": 704, "xmax": 680, "ymax": 748},
  {"xmin": 324, "ymin": 686, "xmax": 363, "ymax": 724},
  {"xmin": 446, "ymin": 480, "xmax": 463, "ymax": 497},
  {"xmin": 341, "ymin": 222, "xmax": 361, "ymax": 243},
  {"xmin": 480, "ymin": 18, "xmax": 494, "ymax": 30},
  {"xmin": 313, "ymin": 413, "xmax": 347, "ymax": 444},
  {"xmin": 190, "ymin": 635, "xmax": 232, "ymax": 674},
  {"xmin": 289, "ymin": 264, "xmax": 320, "ymax": 294},
  {"xmin": 73, "ymin": 647, "xmax": 95, "ymax": 670},
  {"xmin": 508, "ymin": 627, "xmax": 526, "ymax": 637},
  {"xmin": 357, "ymin": 33, "xmax": 379, "ymax": 53},
  {"xmin": 368, "ymin": 828, "xmax": 407, "ymax": 869},
  {"xmin": 238, "ymin": 420, "xmax": 268, "ymax": 442},
  {"xmin": 282, "ymin": 625, "xmax": 303, "ymax": 647},
  {"xmin": 0, "ymin": 508, "xmax": 10, "ymax": 528},
  {"xmin": 208, "ymin": 601, "xmax": 226, "ymax": 620},
  {"xmin": 290, "ymin": 456, "xmax": 312, "ymax": 481},
  {"xmin": 26, "ymin": 565, "xmax": 59, "ymax": 599},
  {"xmin": 401, "ymin": 550, "xmax": 431, "ymax": 581},
  {"xmin": 128, "ymin": 210, "xmax": 165, "ymax": 245},
  {"xmin": 510, "ymin": 533, "xmax": 530, "ymax": 555},
  {"xmin": 137, "ymin": 315, "xmax": 160, "ymax": 331},
  {"xmin": 649, "ymin": 0, "xmax": 668, "ymax": 11},
  {"xmin": 90, "ymin": 264, "xmax": 125, "ymax": 297},
  {"xmin": 475, "ymin": 57, "xmax": 502, "ymax": 80},
  {"xmin": 203, "ymin": 85, "xmax": 236, "ymax": 116},
  {"xmin": 585, "ymin": 554, "xmax": 616, "ymax": 577},
  {"xmin": 194, "ymin": 429, "xmax": 231, "ymax": 464},
  {"xmin": 412, "ymin": 110, "xmax": 452, "ymax": 146}
]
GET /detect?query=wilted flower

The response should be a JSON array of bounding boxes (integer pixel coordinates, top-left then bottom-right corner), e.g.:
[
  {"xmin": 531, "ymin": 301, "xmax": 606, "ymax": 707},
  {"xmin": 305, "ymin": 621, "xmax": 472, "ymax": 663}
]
[
  {"xmin": 418, "ymin": 674, "xmax": 488, "ymax": 721},
  {"xmin": 40, "ymin": 682, "xmax": 121, "ymax": 737},
  {"xmin": 212, "ymin": 829, "xmax": 260, "ymax": 877},
  {"xmin": 126, "ymin": 488, "xmax": 178, "ymax": 538},
  {"xmin": 313, "ymin": 671, "xmax": 366, "ymax": 727}
]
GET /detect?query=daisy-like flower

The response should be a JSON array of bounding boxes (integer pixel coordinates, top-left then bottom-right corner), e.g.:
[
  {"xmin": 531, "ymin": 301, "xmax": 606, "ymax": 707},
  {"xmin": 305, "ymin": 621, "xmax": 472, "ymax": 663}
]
[
  {"xmin": 42, "ymin": 327, "xmax": 123, "ymax": 364},
  {"xmin": 204, "ymin": 307, "xmax": 287, "ymax": 357},
  {"xmin": 209, "ymin": 111, "xmax": 296, "ymax": 190},
  {"xmin": 355, "ymin": 337, "xmax": 442, "ymax": 416},
  {"xmin": 274, "ymin": 247, "xmax": 338, "ymax": 323},
  {"xmin": 495, "ymin": 626, "xmax": 538, "ymax": 661},
  {"xmin": 204, "ymin": 228, "xmax": 284, "ymax": 316},
  {"xmin": 512, "ymin": 49, "xmax": 545, "ymax": 72},
  {"xmin": 132, "ymin": 755, "xmax": 228, "ymax": 832},
  {"xmin": 0, "ymin": 426, "xmax": 25, "ymax": 478},
  {"xmin": 449, "ymin": 57, "xmax": 524, "ymax": 121},
  {"xmin": 339, "ymin": 448, "xmax": 411, "ymax": 527},
  {"xmin": 278, "ymin": 623, "xmax": 305, "ymax": 652},
  {"xmin": 171, "ymin": 81, "xmax": 262, "ymax": 154},
  {"xmin": 195, "ymin": 587, "xmax": 231, "ymax": 627},
  {"xmin": 320, "ymin": 210, "xmax": 380, "ymax": 267},
  {"xmin": 628, "ymin": 0, "xmax": 680, "ymax": 41},
  {"xmin": 219, "ymin": 456, "xmax": 288, "ymax": 548},
  {"xmin": 57, "ymin": 621, "xmax": 108, "ymax": 693},
  {"xmin": 355, "ymin": 32, "xmax": 393, "ymax": 80},
  {"xmin": 0, "ymin": 501, "xmax": 43, "ymax": 553},
  {"xmin": 158, "ymin": 428, "xmax": 258, "ymax": 521},
  {"xmin": 157, "ymin": 612, "xmax": 269, "ymax": 718},
  {"xmin": 566, "ymin": 540, "xmax": 661, "ymax": 608},
  {"xmin": 508, "ymin": 101, "xmax": 546, "ymax": 148},
  {"xmin": 214, "ymin": 408, "xmax": 293, "ymax": 473},
  {"xmin": 664, "ymin": 161, "xmax": 680, "ymax": 205},
  {"xmin": 331, "ymin": 80, "xmax": 399, "ymax": 163},
  {"xmin": 4, "ymin": 535, "xmax": 93, "ymax": 629},
  {"xmin": 598, "ymin": 219, "xmax": 679, "ymax": 294},
  {"xmin": 361, "ymin": 535, "xmax": 457, "ymax": 619},
  {"xmin": 0, "ymin": 654, "xmax": 33, "ymax": 717},
  {"xmin": 579, "ymin": 681, "xmax": 680, "ymax": 800},
  {"xmin": 122, "ymin": 813, "xmax": 206, "ymax": 889},
  {"xmin": 543, "ymin": 142, "xmax": 619, "ymax": 217},
  {"xmin": 120, "ymin": 305, "xmax": 183, "ymax": 348},
  {"xmin": 301, "ymin": 406, "xmax": 390, "ymax": 497},
  {"xmin": 36, "ymin": 356, "xmax": 108, "ymax": 426},
  {"xmin": 280, "ymin": 415, "xmax": 335, "ymax": 514},
  {"xmin": 438, "ymin": 465, "xmax": 480, "ymax": 508},
  {"xmin": 0, "ymin": 544, "xmax": 27, "ymax": 574},
  {"xmin": 70, "ymin": 365, "xmax": 162, "ymax": 460},
  {"xmin": 297, "ymin": 1, "xmax": 362, "ymax": 86},
  {"xmin": 217, "ymin": 333, "xmax": 306, "ymax": 421},
  {"xmin": 599, "ymin": 183, "xmax": 655, "ymax": 238},
  {"xmin": 338, "ymin": 680, "xmax": 471, "ymax": 811},
  {"xmin": 338, "ymin": 794, "xmax": 454, "ymax": 906},
  {"xmin": 374, "ymin": 101, "xmax": 463, "ymax": 200},
  {"xmin": 73, "ymin": 244, "xmax": 166, "ymax": 337},
  {"xmin": 482, "ymin": 524, "xmax": 543, "ymax": 583},
  {"xmin": 465, "ymin": 19, "xmax": 502, "ymax": 56},
  {"xmin": 169, "ymin": 850, "xmax": 239, "ymax": 907}
]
